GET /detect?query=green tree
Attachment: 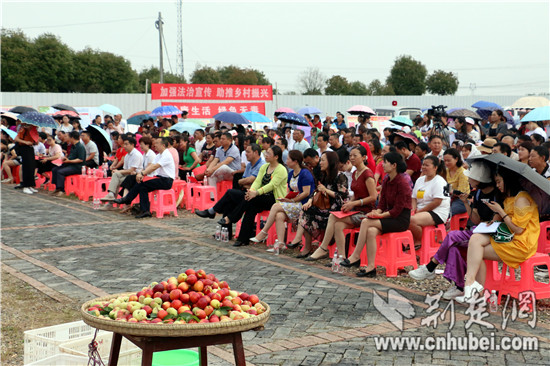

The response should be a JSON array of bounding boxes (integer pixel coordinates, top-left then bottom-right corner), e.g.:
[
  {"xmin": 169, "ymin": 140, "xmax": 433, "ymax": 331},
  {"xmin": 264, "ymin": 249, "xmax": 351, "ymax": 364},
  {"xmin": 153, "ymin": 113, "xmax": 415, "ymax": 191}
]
[
  {"xmin": 30, "ymin": 33, "xmax": 75, "ymax": 92},
  {"xmin": 348, "ymin": 81, "xmax": 369, "ymax": 95},
  {"xmin": 190, "ymin": 65, "xmax": 221, "ymax": 84},
  {"xmin": 299, "ymin": 67, "xmax": 325, "ymax": 95},
  {"xmin": 325, "ymin": 75, "xmax": 350, "ymax": 95},
  {"xmin": 1, "ymin": 29, "xmax": 33, "ymax": 91},
  {"xmin": 426, "ymin": 70, "xmax": 459, "ymax": 95},
  {"xmin": 386, "ymin": 55, "xmax": 427, "ymax": 95},
  {"xmin": 366, "ymin": 79, "xmax": 395, "ymax": 95},
  {"xmin": 217, "ymin": 65, "xmax": 270, "ymax": 85}
]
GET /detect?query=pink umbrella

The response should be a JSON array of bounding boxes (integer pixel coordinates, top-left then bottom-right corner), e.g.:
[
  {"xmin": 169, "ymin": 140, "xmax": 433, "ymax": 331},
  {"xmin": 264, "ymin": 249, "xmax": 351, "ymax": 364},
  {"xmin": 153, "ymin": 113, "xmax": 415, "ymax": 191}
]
[
  {"xmin": 275, "ymin": 107, "xmax": 295, "ymax": 114},
  {"xmin": 347, "ymin": 105, "xmax": 375, "ymax": 115}
]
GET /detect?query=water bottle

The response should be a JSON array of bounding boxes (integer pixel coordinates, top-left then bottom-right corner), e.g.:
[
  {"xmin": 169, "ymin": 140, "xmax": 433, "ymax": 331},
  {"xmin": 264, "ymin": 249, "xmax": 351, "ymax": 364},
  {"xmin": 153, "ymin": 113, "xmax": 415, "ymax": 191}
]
[
  {"xmin": 93, "ymin": 198, "xmax": 100, "ymax": 210},
  {"xmin": 222, "ymin": 227, "xmax": 229, "ymax": 242},
  {"xmin": 338, "ymin": 255, "xmax": 345, "ymax": 273},
  {"xmin": 82, "ymin": 166, "xmax": 86, "ymax": 175},
  {"xmin": 215, "ymin": 225, "xmax": 221, "ymax": 241},
  {"xmin": 103, "ymin": 168, "xmax": 108, "ymax": 178},
  {"xmin": 332, "ymin": 248, "xmax": 339, "ymax": 272},
  {"xmin": 489, "ymin": 290, "xmax": 498, "ymax": 312}
]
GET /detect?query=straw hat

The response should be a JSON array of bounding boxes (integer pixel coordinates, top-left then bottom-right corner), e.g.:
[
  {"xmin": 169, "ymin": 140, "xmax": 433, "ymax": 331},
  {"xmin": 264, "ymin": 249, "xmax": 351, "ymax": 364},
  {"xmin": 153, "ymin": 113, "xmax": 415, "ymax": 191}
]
[{"xmin": 477, "ymin": 138, "xmax": 497, "ymax": 154}]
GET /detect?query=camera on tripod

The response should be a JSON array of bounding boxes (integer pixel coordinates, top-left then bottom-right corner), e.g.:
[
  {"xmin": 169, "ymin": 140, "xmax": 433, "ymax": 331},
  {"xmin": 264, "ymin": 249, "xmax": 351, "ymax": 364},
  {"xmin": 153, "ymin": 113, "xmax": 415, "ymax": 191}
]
[{"xmin": 427, "ymin": 105, "xmax": 448, "ymax": 123}]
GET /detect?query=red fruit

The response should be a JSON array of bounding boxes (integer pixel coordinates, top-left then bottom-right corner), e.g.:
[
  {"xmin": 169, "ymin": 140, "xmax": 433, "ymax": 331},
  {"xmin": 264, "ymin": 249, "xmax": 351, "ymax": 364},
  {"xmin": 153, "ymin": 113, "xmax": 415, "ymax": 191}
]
[
  {"xmin": 222, "ymin": 299, "xmax": 233, "ymax": 308},
  {"xmin": 211, "ymin": 293, "xmax": 222, "ymax": 302},
  {"xmin": 247, "ymin": 308, "xmax": 258, "ymax": 316},
  {"xmin": 152, "ymin": 284, "xmax": 165, "ymax": 293},
  {"xmin": 242, "ymin": 300, "xmax": 252, "ymax": 307},
  {"xmin": 144, "ymin": 289, "xmax": 154, "ymax": 297},
  {"xmin": 219, "ymin": 281, "xmax": 229, "ymax": 289},
  {"xmin": 203, "ymin": 286, "xmax": 213, "ymax": 296},
  {"xmin": 167, "ymin": 283, "xmax": 177, "ymax": 292},
  {"xmin": 189, "ymin": 292, "xmax": 201, "ymax": 304},
  {"xmin": 204, "ymin": 305, "xmax": 214, "ymax": 316},
  {"xmin": 153, "ymin": 292, "xmax": 163, "ymax": 299},
  {"xmin": 212, "ymin": 282, "xmax": 219, "ymax": 289},
  {"xmin": 160, "ymin": 281, "xmax": 169, "ymax": 289},
  {"xmin": 185, "ymin": 269, "xmax": 196, "ymax": 276},
  {"xmin": 186, "ymin": 274, "xmax": 198, "ymax": 285},
  {"xmin": 180, "ymin": 293, "xmax": 190, "ymax": 303},
  {"xmin": 193, "ymin": 281, "xmax": 204, "ymax": 293},
  {"xmin": 199, "ymin": 319, "xmax": 209, "ymax": 323},
  {"xmin": 197, "ymin": 269, "xmax": 206, "ymax": 278},
  {"xmin": 231, "ymin": 297, "xmax": 242, "ymax": 305},
  {"xmin": 136, "ymin": 290, "xmax": 145, "ymax": 298},
  {"xmin": 209, "ymin": 314, "xmax": 220, "ymax": 323},
  {"xmin": 128, "ymin": 295, "xmax": 138, "ymax": 302},
  {"xmin": 165, "ymin": 319, "xmax": 174, "ymax": 323},
  {"xmin": 170, "ymin": 289, "xmax": 182, "ymax": 301},
  {"xmin": 171, "ymin": 299, "xmax": 183, "ymax": 310},
  {"xmin": 143, "ymin": 305, "xmax": 153, "ymax": 315},
  {"xmin": 178, "ymin": 282, "xmax": 189, "ymax": 293},
  {"xmin": 239, "ymin": 292, "xmax": 249, "ymax": 301},
  {"xmin": 162, "ymin": 301, "xmax": 171, "ymax": 310},
  {"xmin": 206, "ymin": 274, "xmax": 216, "ymax": 281},
  {"xmin": 188, "ymin": 319, "xmax": 198, "ymax": 324},
  {"xmin": 161, "ymin": 293, "xmax": 171, "ymax": 303},
  {"xmin": 196, "ymin": 297, "xmax": 209, "ymax": 309},
  {"xmin": 195, "ymin": 309, "xmax": 206, "ymax": 319},
  {"xmin": 202, "ymin": 279, "xmax": 213, "ymax": 286},
  {"xmin": 249, "ymin": 295, "xmax": 260, "ymax": 305},
  {"xmin": 150, "ymin": 318, "xmax": 162, "ymax": 323},
  {"xmin": 157, "ymin": 309, "xmax": 168, "ymax": 320}
]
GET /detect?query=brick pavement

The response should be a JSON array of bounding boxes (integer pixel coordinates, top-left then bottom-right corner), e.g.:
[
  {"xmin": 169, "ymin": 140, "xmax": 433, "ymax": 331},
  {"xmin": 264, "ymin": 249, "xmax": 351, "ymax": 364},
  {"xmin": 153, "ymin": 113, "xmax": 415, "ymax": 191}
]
[{"xmin": 1, "ymin": 185, "xmax": 549, "ymax": 365}]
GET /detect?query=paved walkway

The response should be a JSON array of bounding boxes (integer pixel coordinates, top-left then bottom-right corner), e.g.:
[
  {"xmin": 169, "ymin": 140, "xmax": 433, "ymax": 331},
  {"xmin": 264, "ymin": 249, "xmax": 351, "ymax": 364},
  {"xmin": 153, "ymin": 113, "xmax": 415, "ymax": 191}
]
[{"xmin": 1, "ymin": 185, "xmax": 549, "ymax": 365}]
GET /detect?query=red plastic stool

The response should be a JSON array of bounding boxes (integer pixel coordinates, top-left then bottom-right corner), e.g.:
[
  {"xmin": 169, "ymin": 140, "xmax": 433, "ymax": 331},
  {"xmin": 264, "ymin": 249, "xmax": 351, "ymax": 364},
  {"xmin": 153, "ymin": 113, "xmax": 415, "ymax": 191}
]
[
  {"xmin": 328, "ymin": 227, "xmax": 360, "ymax": 259},
  {"xmin": 450, "ymin": 212, "xmax": 469, "ymax": 231},
  {"xmin": 149, "ymin": 189, "xmax": 178, "ymax": 218},
  {"xmin": 172, "ymin": 180, "xmax": 187, "ymax": 209},
  {"xmin": 192, "ymin": 185, "xmax": 217, "ymax": 212},
  {"xmin": 216, "ymin": 180, "xmax": 233, "ymax": 201},
  {"xmin": 537, "ymin": 221, "xmax": 550, "ymax": 254},
  {"xmin": 497, "ymin": 253, "xmax": 550, "ymax": 305},
  {"xmin": 93, "ymin": 178, "xmax": 111, "ymax": 201},
  {"xmin": 35, "ymin": 174, "xmax": 46, "ymax": 188},
  {"xmin": 184, "ymin": 182, "xmax": 200, "ymax": 211},
  {"xmin": 418, "ymin": 224, "xmax": 447, "ymax": 265},
  {"xmin": 483, "ymin": 259, "xmax": 504, "ymax": 294},
  {"xmin": 12, "ymin": 165, "xmax": 21, "ymax": 184},
  {"xmin": 64, "ymin": 175, "xmax": 80, "ymax": 196},
  {"xmin": 255, "ymin": 211, "xmax": 276, "ymax": 245},
  {"xmin": 374, "ymin": 230, "xmax": 418, "ymax": 277},
  {"xmin": 38, "ymin": 171, "xmax": 54, "ymax": 191},
  {"xmin": 78, "ymin": 175, "xmax": 98, "ymax": 201}
]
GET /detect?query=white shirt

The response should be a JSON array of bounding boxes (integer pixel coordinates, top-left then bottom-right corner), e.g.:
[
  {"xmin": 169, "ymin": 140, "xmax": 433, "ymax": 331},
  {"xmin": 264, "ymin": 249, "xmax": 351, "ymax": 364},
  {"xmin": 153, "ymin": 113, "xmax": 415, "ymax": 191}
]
[
  {"xmin": 123, "ymin": 148, "xmax": 143, "ymax": 171},
  {"xmin": 142, "ymin": 149, "xmax": 156, "ymax": 175},
  {"xmin": 84, "ymin": 140, "xmax": 99, "ymax": 165},
  {"xmin": 152, "ymin": 149, "xmax": 176, "ymax": 179},
  {"xmin": 195, "ymin": 138, "xmax": 206, "ymax": 154},
  {"xmin": 316, "ymin": 147, "xmax": 333, "ymax": 157},
  {"xmin": 241, "ymin": 150, "xmax": 249, "ymax": 167},
  {"xmin": 412, "ymin": 175, "xmax": 450, "ymax": 222},
  {"xmin": 526, "ymin": 127, "xmax": 547, "ymax": 140},
  {"xmin": 293, "ymin": 140, "xmax": 310, "ymax": 153},
  {"xmin": 33, "ymin": 142, "xmax": 46, "ymax": 156}
]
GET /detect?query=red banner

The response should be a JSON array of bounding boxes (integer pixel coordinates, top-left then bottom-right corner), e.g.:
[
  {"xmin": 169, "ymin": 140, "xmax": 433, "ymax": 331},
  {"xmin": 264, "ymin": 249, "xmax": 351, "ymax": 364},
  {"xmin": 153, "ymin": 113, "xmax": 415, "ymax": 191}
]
[
  {"xmin": 161, "ymin": 102, "xmax": 265, "ymax": 119},
  {"xmin": 152, "ymin": 84, "xmax": 273, "ymax": 100}
]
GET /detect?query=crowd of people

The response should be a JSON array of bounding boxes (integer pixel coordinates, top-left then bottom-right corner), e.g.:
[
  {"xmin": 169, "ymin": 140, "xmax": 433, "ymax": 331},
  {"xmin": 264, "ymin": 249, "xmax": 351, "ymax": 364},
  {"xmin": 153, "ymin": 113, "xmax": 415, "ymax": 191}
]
[{"xmin": 1, "ymin": 107, "xmax": 548, "ymax": 303}]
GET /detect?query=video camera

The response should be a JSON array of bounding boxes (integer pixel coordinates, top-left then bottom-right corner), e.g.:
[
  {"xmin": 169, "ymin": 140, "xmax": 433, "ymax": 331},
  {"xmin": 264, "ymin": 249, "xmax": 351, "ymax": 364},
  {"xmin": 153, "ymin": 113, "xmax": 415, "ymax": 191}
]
[{"xmin": 427, "ymin": 105, "xmax": 447, "ymax": 122}]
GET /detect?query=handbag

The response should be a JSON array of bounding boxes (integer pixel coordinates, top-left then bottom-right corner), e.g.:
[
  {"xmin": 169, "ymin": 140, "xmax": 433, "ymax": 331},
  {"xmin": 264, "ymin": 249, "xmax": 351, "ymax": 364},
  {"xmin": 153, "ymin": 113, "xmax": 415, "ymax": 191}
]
[
  {"xmin": 491, "ymin": 222, "xmax": 514, "ymax": 243},
  {"xmin": 312, "ymin": 190, "xmax": 331, "ymax": 210}
]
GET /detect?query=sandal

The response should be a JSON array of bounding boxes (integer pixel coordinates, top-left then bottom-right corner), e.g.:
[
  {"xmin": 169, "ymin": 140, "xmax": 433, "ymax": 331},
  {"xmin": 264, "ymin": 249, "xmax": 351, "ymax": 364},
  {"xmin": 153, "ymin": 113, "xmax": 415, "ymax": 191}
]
[
  {"xmin": 286, "ymin": 241, "xmax": 301, "ymax": 249},
  {"xmin": 304, "ymin": 247, "xmax": 329, "ymax": 261},
  {"xmin": 250, "ymin": 230, "xmax": 268, "ymax": 243}
]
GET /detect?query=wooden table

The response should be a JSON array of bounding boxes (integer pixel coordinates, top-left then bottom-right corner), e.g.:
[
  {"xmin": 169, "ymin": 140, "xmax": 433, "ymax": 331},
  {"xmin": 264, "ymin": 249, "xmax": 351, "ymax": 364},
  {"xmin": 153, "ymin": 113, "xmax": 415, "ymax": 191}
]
[{"xmin": 108, "ymin": 330, "xmax": 246, "ymax": 366}]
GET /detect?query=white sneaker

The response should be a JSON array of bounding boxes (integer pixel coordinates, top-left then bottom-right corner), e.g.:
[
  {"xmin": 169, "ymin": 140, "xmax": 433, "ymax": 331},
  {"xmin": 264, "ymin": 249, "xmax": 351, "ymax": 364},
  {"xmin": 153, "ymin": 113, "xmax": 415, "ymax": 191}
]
[
  {"xmin": 29, "ymin": 187, "xmax": 38, "ymax": 193},
  {"xmin": 23, "ymin": 187, "xmax": 34, "ymax": 195},
  {"xmin": 408, "ymin": 265, "xmax": 435, "ymax": 281},
  {"xmin": 455, "ymin": 281, "xmax": 484, "ymax": 304},
  {"xmin": 443, "ymin": 284, "xmax": 464, "ymax": 300},
  {"xmin": 100, "ymin": 192, "xmax": 116, "ymax": 201}
]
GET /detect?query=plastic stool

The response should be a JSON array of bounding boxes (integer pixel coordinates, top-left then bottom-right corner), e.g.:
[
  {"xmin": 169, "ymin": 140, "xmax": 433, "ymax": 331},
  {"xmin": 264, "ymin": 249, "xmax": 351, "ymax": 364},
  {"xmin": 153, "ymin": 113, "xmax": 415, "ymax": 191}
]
[
  {"xmin": 35, "ymin": 174, "xmax": 46, "ymax": 188},
  {"xmin": 184, "ymin": 182, "xmax": 200, "ymax": 211},
  {"xmin": 11, "ymin": 165, "xmax": 21, "ymax": 184},
  {"xmin": 254, "ymin": 211, "xmax": 276, "ymax": 246},
  {"xmin": 483, "ymin": 259, "xmax": 504, "ymax": 294},
  {"xmin": 450, "ymin": 212, "xmax": 469, "ymax": 231},
  {"xmin": 92, "ymin": 178, "xmax": 111, "ymax": 201},
  {"xmin": 217, "ymin": 180, "xmax": 233, "ymax": 201},
  {"xmin": 172, "ymin": 180, "xmax": 187, "ymax": 209},
  {"xmin": 149, "ymin": 189, "xmax": 178, "ymax": 218},
  {"xmin": 497, "ymin": 253, "xmax": 550, "ymax": 305},
  {"xmin": 418, "ymin": 224, "xmax": 447, "ymax": 265},
  {"xmin": 192, "ymin": 185, "xmax": 217, "ymax": 212},
  {"xmin": 537, "ymin": 221, "xmax": 550, "ymax": 254},
  {"xmin": 374, "ymin": 230, "xmax": 418, "ymax": 277},
  {"xmin": 328, "ymin": 227, "xmax": 359, "ymax": 258},
  {"xmin": 78, "ymin": 176, "xmax": 97, "ymax": 201},
  {"xmin": 64, "ymin": 175, "xmax": 80, "ymax": 196}
]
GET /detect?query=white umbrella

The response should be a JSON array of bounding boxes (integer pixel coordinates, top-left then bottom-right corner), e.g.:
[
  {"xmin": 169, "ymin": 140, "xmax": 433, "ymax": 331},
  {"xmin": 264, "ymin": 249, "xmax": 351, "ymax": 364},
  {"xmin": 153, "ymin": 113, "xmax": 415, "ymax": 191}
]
[{"xmin": 510, "ymin": 96, "xmax": 550, "ymax": 109}]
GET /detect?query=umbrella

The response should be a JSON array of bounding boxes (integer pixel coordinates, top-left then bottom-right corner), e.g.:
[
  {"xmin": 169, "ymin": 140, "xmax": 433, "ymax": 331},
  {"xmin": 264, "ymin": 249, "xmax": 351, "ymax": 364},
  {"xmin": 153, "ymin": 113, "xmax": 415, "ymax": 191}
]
[
  {"xmin": 296, "ymin": 126, "xmax": 311, "ymax": 141},
  {"xmin": 51, "ymin": 104, "xmax": 78, "ymax": 113},
  {"xmin": 467, "ymin": 154, "xmax": 550, "ymax": 215},
  {"xmin": 1, "ymin": 111, "xmax": 19, "ymax": 122},
  {"xmin": 476, "ymin": 108, "xmax": 514, "ymax": 124},
  {"xmin": 472, "ymin": 101, "xmax": 502, "ymax": 109},
  {"xmin": 169, "ymin": 122, "xmax": 202, "ymax": 134},
  {"xmin": 99, "ymin": 104, "xmax": 123, "ymax": 116},
  {"xmin": 347, "ymin": 105, "xmax": 376, "ymax": 116},
  {"xmin": 52, "ymin": 110, "xmax": 80, "ymax": 119},
  {"xmin": 18, "ymin": 112, "xmax": 57, "ymax": 129},
  {"xmin": 1, "ymin": 125, "xmax": 17, "ymax": 139},
  {"xmin": 150, "ymin": 105, "xmax": 181, "ymax": 117},
  {"xmin": 520, "ymin": 106, "xmax": 550, "ymax": 123},
  {"xmin": 127, "ymin": 111, "xmax": 152, "ymax": 125},
  {"xmin": 297, "ymin": 106, "xmax": 322, "ymax": 115},
  {"xmin": 276, "ymin": 112, "xmax": 309, "ymax": 126},
  {"xmin": 389, "ymin": 116, "xmax": 413, "ymax": 127},
  {"xmin": 212, "ymin": 111, "xmax": 250, "ymax": 125},
  {"xmin": 241, "ymin": 111, "xmax": 271, "ymax": 123},
  {"xmin": 9, "ymin": 106, "xmax": 37, "ymax": 114},
  {"xmin": 510, "ymin": 96, "xmax": 550, "ymax": 109},
  {"xmin": 447, "ymin": 109, "xmax": 482, "ymax": 120},
  {"xmin": 389, "ymin": 132, "xmax": 419, "ymax": 145},
  {"xmin": 274, "ymin": 107, "xmax": 295, "ymax": 115},
  {"xmin": 86, "ymin": 125, "xmax": 113, "ymax": 154}
]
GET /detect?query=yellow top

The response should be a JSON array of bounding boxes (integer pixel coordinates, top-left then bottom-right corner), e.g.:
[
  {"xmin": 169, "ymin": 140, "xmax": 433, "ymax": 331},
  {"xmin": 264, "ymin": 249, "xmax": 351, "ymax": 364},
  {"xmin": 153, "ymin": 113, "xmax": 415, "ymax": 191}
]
[
  {"xmin": 446, "ymin": 166, "xmax": 470, "ymax": 195},
  {"xmin": 491, "ymin": 191, "xmax": 539, "ymax": 268}
]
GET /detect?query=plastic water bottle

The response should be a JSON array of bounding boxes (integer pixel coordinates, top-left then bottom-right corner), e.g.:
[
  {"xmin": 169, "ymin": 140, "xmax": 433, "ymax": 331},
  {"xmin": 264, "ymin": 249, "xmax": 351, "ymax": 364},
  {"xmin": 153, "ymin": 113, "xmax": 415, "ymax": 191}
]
[
  {"xmin": 332, "ymin": 248, "xmax": 339, "ymax": 272},
  {"xmin": 93, "ymin": 198, "xmax": 100, "ymax": 210},
  {"xmin": 82, "ymin": 166, "xmax": 86, "ymax": 175},
  {"xmin": 103, "ymin": 168, "xmax": 108, "ymax": 178},
  {"xmin": 489, "ymin": 290, "xmax": 498, "ymax": 312},
  {"xmin": 215, "ymin": 225, "xmax": 221, "ymax": 241},
  {"xmin": 338, "ymin": 255, "xmax": 345, "ymax": 273},
  {"xmin": 222, "ymin": 227, "xmax": 229, "ymax": 242}
]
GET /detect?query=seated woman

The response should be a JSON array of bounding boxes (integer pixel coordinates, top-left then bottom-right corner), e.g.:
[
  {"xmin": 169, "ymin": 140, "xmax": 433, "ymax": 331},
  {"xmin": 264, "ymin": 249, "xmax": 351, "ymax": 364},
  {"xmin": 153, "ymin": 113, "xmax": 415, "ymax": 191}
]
[
  {"xmin": 250, "ymin": 150, "xmax": 315, "ymax": 245},
  {"xmin": 409, "ymin": 155, "xmax": 450, "ymax": 246},
  {"xmin": 340, "ymin": 152, "xmax": 412, "ymax": 277},
  {"xmin": 292, "ymin": 151, "xmax": 349, "ymax": 258},
  {"xmin": 408, "ymin": 161, "xmax": 499, "ymax": 300},
  {"xmin": 456, "ymin": 168, "xmax": 540, "ymax": 303},
  {"xmin": 444, "ymin": 148, "xmax": 470, "ymax": 216},
  {"xmin": 1, "ymin": 144, "xmax": 21, "ymax": 184},
  {"xmin": 305, "ymin": 145, "xmax": 378, "ymax": 261},
  {"xmin": 179, "ymin": 135, "xmax": 200, "ymax": 180},
  {"xmin": 37, "ymin": 134, "xmax": 64, "ymax": 183}
]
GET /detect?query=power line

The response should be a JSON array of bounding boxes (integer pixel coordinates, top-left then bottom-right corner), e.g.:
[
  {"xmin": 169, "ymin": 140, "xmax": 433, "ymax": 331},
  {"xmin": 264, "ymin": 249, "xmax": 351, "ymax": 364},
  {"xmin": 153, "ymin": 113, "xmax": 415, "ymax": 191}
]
[{"xmin": 12, "ymin": 17, "xmax": 151, "ymax": 30}]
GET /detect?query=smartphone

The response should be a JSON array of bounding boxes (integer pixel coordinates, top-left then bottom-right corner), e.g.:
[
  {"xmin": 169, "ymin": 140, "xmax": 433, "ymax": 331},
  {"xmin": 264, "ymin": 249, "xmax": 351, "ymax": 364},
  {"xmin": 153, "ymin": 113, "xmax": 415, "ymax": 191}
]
[{"xmin": 481, "ymin": 199, "xmax": 490, "ymax": 204}]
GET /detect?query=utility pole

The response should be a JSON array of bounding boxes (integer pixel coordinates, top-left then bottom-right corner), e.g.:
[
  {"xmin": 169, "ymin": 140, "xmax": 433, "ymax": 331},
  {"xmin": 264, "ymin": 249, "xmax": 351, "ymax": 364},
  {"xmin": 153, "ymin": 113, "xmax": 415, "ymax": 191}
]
[
  {"xmin": 144, "ymin": 79, "xmax": 149, "ymax": 110},
  {"xmin": 155, "ymin": 12, "xmax": 164, "ymax": 84},
  {"xmin": 176, "ymin": 0, "xmax": 184, "ymax": 78}
]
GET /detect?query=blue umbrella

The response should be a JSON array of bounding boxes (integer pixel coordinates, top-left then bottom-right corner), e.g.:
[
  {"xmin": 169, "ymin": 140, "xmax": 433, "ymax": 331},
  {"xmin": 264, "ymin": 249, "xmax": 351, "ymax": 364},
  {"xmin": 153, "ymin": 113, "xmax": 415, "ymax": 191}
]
[
  {"xmin": 389, "ymin": 116, "xmax": 413, "ymax": 127},
  {"xmin": 150, "ymin": 105, "xmax": 181, "ymax": 117},
  {"xmin": 127, "ymin": 113, "xmax": 151, "ymax": 126},
  {"xmin": 241, "ymin": 111, "xmax": 271, "ymax": 123},
  {"xmin": 213, "ymin": 111, "xmax": 250, "ymax": 125},
  {"xmin": 169, "ymin": 122, "xmax": 202, "ymax": 134},
  {"xmin": 99, "ymin": 104, "xmax": 122, "ymax": 116},
  {"xmin": 18, "ymin": 112, "xmax": 57, "ymax": 129},
  {"xmin": 471, "ymin": 101, "xmax": 502, "ymax": 109},
  {"xmin": 276, "ymin": 112, "xmax": 309, "ymax": 126},
  {"xmin": 297, "ymin": 106, "xmax": 322, "ymax": 115},
  {"xmin": 1, "ymin": 125, "xmax": 17, "ymax": 139},
  {"xmin": 476, "ymin": 107, "xmax": 514, "ymax": 124},
  {"xmin": 86, "ymin": 125, "xmax": 113, "ymax": 154},
  {"xmin": 520, "ymin": 106, "xmax": 550, "ymax": 123}
]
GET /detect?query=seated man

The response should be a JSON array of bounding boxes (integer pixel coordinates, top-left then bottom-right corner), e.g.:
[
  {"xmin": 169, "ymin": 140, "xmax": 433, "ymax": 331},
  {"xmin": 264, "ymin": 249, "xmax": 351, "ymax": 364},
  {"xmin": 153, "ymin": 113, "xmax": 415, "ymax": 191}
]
[
  {"xmin": 113, "ymin": 137, "xmax": 175, "ymax": 218},
  {"xmin": 303, "ymin": 148, "xmax": 322, "ymax": 183},
  {"xmin": 204, "ymin": 132, "xmax": 241, "ymax": 186},
  {"xmin": 51, "ymin": 131, "xmax": 86, "ymax": 196},
  {"xmin": 81, "ymin": 131, "xmax": 99, "ymax": 169},
  {"xmin": 101, "ymin": 135, "xmax": 143, "ymax": 202}
]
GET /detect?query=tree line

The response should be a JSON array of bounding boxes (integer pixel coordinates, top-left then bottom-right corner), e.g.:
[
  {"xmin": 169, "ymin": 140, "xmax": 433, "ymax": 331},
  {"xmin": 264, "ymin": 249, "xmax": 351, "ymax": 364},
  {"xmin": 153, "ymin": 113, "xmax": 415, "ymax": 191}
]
[{"xmin": 1, "ymin": 29, "xmax": 458, "ymax": 95}]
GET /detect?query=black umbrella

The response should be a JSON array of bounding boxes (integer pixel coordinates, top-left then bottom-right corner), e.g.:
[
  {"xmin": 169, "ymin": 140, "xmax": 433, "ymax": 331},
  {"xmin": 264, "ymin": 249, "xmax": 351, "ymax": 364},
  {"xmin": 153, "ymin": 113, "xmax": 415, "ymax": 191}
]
[
  {"xmin": 467, "ymin": 154, "xmax": 550, "ymax": 215},
  {"xmin": 9, "ymin": 106, "xmax": 37, "ymax": 114},
  {"xmin": 52, "ymin": 104, "xmax": 78, "ymax": 114},
  {"xmin": 86, "ymin": 125, "xmax": 113, "ymax": 155},
  {"xmin": 276, "ymin": 112, "xmax": 309, "ymax": 126}
]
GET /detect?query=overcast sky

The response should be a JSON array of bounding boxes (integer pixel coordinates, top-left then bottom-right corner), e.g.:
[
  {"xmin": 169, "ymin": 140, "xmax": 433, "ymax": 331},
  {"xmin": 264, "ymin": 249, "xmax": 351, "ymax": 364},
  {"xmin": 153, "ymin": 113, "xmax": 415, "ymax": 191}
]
[{"xmin": 2, "ymin": 0, "xmax": 549, "ymax": 96}]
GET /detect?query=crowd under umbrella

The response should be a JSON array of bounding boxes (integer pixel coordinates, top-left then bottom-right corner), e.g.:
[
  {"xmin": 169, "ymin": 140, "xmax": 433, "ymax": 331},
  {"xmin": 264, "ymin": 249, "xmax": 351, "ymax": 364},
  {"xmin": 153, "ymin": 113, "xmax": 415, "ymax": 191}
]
[
  {"xmin": 52, "ymin": 110, "xmax": 80, "ymax": 119},
  {"xmin": 347, "ymin": 105, "xmax": 376, "ymax": 116},
  {"xmin": 447, "ymin": 108, "xmax": 482, "ymax": 120},
  {"xmin": 127, "ymin": 111, "xmax": 152, "ymax": 125},
  {"xmin": 9, "ymin": 106, "xmax": 37, "ymax": 114},
  {"xmin": 150, "ymin": 105, "xmax": 181, "ymax": 117},
  {"xmin": 510, "ymin": 96, "xmax": 550, "ymax": 109},
  {"xmin": 274, "ymin": 107, "xmax": 295, "ymax": 116},
  {"xmin": 520, "ymin": 106, "xmax": 550, "ymax": 123},
  {"xmin": 297, "ymin": 106, "xmax": 322, "ymax": 115},
  {"xmin": 241, "ymin": 111, "xmax": 271, "ymax": 123},
  {"xmin": 471, "ymin": 100, "xmax": 502, "ymax": 110},
  {"xmin": 389, "ymin": 131, "xmax": 419, "ymax": 146},
  {"xmin": 1, "ymin": 125, "xmax": 17, "ymax": 139},
  {"xmin": 86, "ymin": 125, "xmax": 113, "ymax": 164},
  {"xmin": 18, "ymin": 111, "xmax": 58, "ymax": 129},
  {"xmin": 389, "ymin": 116, "xmax": 413, "ymax": 127},
  {"xmin": 51, "ymin": 104, "xmax": 78, "ymax": 114},
  {"xmin": 169, "ymin": 121, "xmax": 202, "ymax": 134},
  {"xmin": 1, "ymin": 111, "xmax": 19, "ymax": 127},
  {"xmin": 275, "ymin": 112, "xmax": 309, "ymax": 127},
  {"xmin": 212, "ymin": 111, "xmax": 250, "ymax": 125},
  {"xmin": 99, "ymin": 103, "xmax": 123, "ymax": 116},
  {"xmin": 476, "ymin": 107, "xmax": 514, "ymax": 124}
]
